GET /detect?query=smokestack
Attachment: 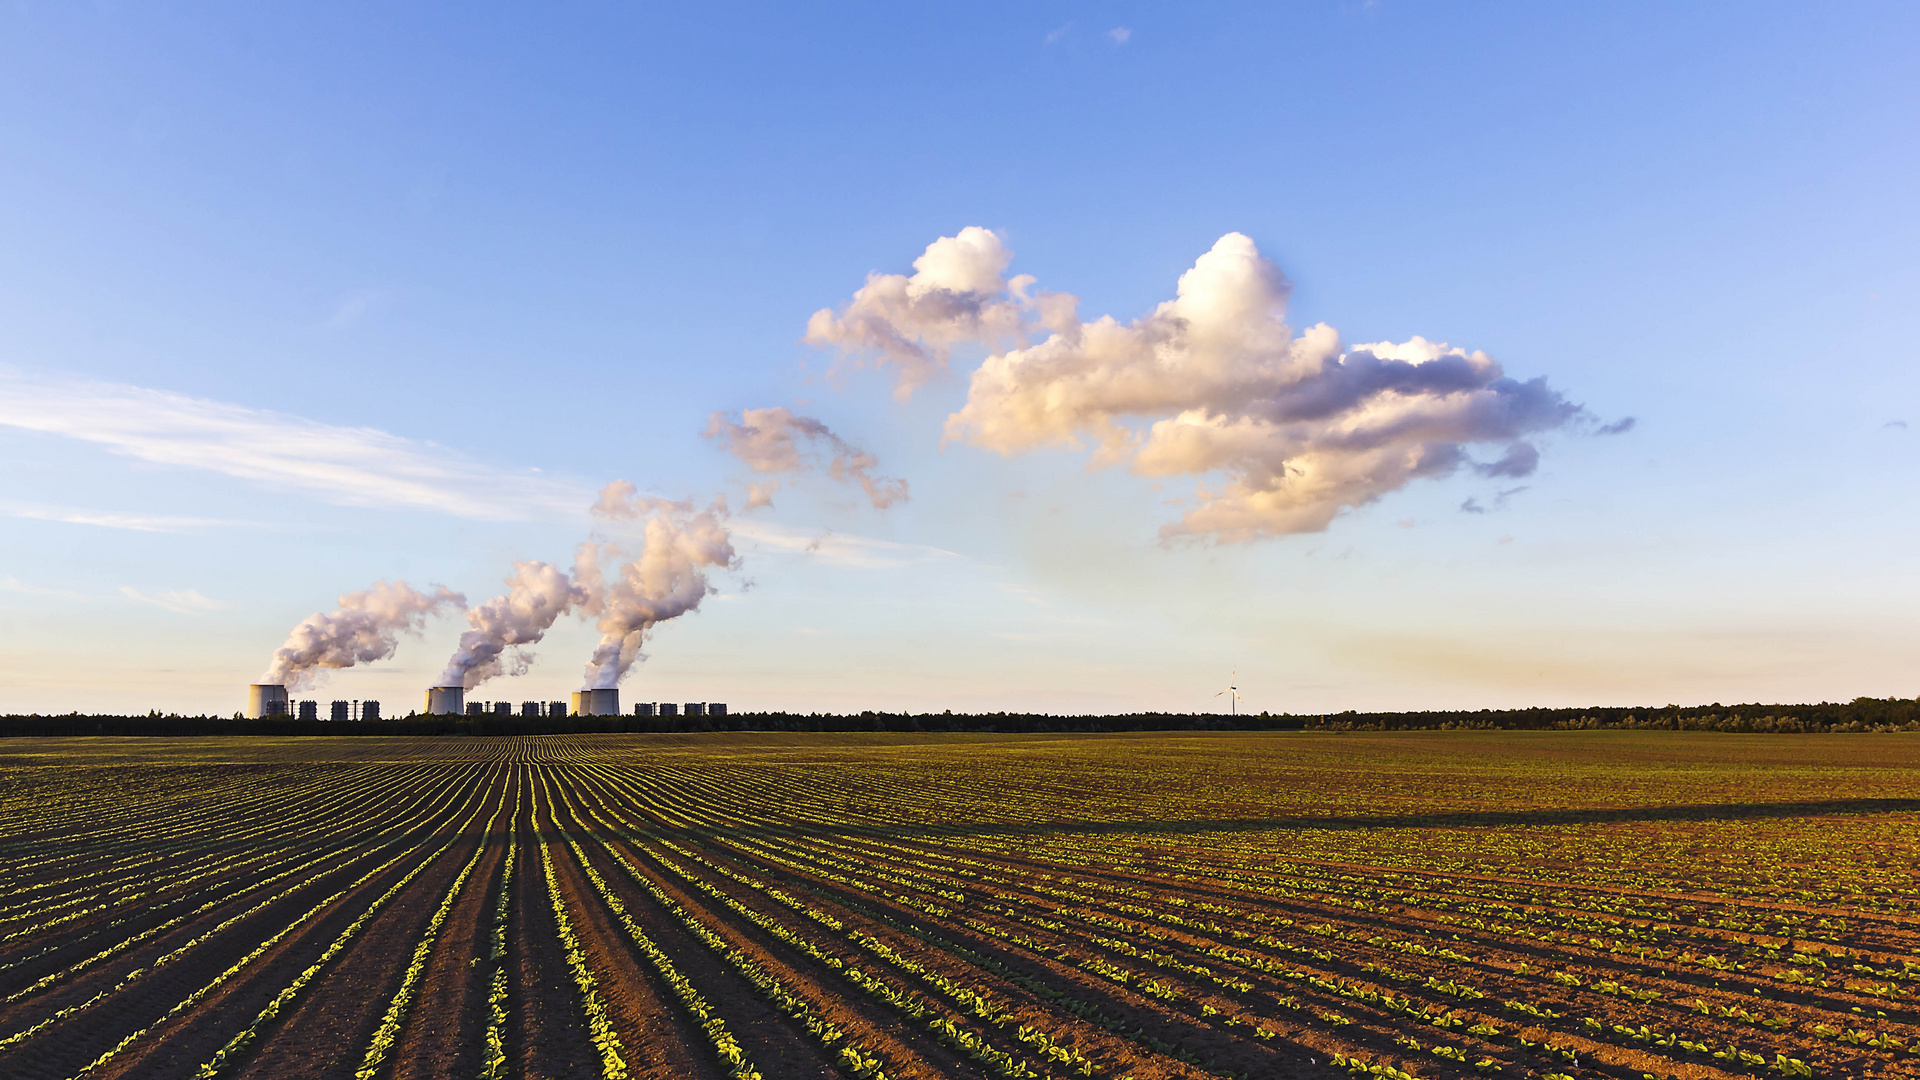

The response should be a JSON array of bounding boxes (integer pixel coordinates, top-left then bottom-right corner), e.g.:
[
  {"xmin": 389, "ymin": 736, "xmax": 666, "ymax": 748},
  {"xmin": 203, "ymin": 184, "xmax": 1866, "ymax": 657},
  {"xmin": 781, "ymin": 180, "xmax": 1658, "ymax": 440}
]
[
  {"xmin": 425, "ymin": 686, "xmax": 464, "ymax": 716},
  {"xmin": 247, "ymin": 683, "xmax": 289, "ymax": 719}
]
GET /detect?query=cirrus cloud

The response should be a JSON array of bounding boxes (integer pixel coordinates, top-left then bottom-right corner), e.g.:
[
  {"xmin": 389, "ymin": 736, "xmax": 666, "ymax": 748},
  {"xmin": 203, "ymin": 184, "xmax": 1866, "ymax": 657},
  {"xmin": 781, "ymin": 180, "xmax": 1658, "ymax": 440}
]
[{"xmin": 0, "ymin": 368, "xmax": 591, "ymax": 521}]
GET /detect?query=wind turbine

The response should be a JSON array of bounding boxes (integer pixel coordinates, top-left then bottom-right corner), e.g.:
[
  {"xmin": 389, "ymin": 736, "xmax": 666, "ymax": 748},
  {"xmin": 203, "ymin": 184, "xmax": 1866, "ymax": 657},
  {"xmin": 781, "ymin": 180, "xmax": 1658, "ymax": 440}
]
[{"xmin": 1215, "ymin": 668, "xmax": 1242, "ymax": 716}]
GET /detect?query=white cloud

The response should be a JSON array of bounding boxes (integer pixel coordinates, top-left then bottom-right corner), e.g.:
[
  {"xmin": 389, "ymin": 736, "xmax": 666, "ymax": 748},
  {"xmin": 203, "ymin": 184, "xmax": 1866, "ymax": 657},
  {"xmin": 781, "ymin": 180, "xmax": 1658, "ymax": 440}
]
[
  {"xmin": 0, "ymin": 500, "xmax": 262, "ymax": 533},
  {"xmin": 1107, "ymin": 27, "xmax": 1131, "ymax": 44},
  {"xmin": 120, "ymin": 586, "xmax": 227, "ymax": 615},
  {"xmin": 730, "ymin": 520, "xmax": 960, "ymax": 569},
  {"xmin": 704, "ymin": 407, "xmax": 908, "ymax": 509},
  {"xmin": 814, "ymin": 230, "xmax": 1586, "ymax": 542},
  {"xmin": 0, "ymin": 369, "xmax": 591, "ymax": 521},
  {"xmin": 805, "ymin": 227, "xmax": 1072, "ymax": 397},
  {"xmin": 0, "ymin": 575, "xmax": 94, "ymax": 602}
]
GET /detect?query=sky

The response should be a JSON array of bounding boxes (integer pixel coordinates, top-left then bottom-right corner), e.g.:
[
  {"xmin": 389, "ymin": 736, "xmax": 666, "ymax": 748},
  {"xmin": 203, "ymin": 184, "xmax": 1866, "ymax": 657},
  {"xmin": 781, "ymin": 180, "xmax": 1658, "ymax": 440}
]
[{"xmin": 0, "ymin": 2, "xmax": 1915, "ymax": 717}]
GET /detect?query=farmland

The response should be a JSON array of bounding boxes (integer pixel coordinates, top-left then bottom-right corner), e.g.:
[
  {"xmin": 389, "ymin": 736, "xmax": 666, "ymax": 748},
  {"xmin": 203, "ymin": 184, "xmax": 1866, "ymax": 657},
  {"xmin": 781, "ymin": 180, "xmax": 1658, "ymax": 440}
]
[{"xmin": 0, "ymin": 732, "xmax": 1914, "ymax": 1080}]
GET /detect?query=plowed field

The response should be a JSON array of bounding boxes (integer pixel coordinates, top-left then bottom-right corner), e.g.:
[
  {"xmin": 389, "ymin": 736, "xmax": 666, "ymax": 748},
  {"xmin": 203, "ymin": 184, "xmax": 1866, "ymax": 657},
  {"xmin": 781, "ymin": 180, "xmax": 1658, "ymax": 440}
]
[{"xmin": 0, "ymin": 731, "xmax": 1915, "ymax": 1080}]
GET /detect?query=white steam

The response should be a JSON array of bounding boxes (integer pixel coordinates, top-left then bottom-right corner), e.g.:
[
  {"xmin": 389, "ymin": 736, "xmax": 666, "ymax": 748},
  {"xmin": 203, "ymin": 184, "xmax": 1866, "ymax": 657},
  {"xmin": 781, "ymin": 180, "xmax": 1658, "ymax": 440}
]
[
  {"xmin": 435, "ymin": 561, "xmax": 589, "ymax": 691},
  {"xmin": 578, "ymin": 481, "xmax": 737, "ymax": 689},
  {"xmin": 812, "ymin": 229, "xmax": 1589, "ymax": 542},
  {"xmin": 262, "ymin": 580, "xmax": 464, "ymax": 690},
  {"xmin": 703, "ymin": 406, "xmax": 908, "ymax": 510}
]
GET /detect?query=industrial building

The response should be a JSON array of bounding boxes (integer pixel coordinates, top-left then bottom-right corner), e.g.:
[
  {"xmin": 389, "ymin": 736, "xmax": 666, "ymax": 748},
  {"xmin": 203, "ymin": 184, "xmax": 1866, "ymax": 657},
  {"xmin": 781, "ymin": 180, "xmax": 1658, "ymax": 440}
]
[
  {"xmin": 246, "ymin": 684, "xmax": 289, "ymax": 719},
  {"xmin": 570, "ymin": 688, "xmax": 620, "ymax": 716},
  {"xmin": 455, "ymin": 700, "xmax": 573, "ymax": 718},
  {"xmin": 247, "ymin": 681, "xmax": 720, "ymax": 722},
  {"xmin": 245, "ymin": 685, "xmax": 379, "ymax": 720},
  {"xmin": 633, "ymin": 701, "xmax": 725, "ymax": 717}
]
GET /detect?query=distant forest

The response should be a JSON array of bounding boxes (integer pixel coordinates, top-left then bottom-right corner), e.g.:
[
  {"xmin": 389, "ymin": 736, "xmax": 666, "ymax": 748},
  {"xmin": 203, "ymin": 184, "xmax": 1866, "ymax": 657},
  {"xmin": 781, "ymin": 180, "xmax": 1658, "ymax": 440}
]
[{"xmin": 1, "ymin": 697, "xmax": 1917, "ymax": 737}]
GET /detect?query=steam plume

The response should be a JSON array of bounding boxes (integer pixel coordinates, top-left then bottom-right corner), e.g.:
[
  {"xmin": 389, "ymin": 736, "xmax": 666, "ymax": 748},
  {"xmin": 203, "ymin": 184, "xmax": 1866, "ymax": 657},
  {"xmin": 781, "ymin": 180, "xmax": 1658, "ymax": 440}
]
[
  {"xmin": 435, "ymin": 561, "xmax": 588, "ymax": 690},
  {"xmin": 704, "ymin": 407, "xmax": 908, "ymax": 510},
  {"xmin": 262, "ymin": 580, "xmax": 464, "ymax": 690},
  {"xmin": 814, "ymin": 229, "xmax": 1591, "ymax": 542},
  {"xmin": 580, "ymin": 481, "xmax": 736, "ymax": 689}
]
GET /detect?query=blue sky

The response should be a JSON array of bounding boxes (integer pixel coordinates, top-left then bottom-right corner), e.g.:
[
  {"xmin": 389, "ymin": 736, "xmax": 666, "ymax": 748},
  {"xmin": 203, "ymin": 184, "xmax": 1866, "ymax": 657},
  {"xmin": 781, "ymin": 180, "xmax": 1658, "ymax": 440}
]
[{"xmin": 1, "ymin": 2, "xmax": 1915, "ymax": 716}]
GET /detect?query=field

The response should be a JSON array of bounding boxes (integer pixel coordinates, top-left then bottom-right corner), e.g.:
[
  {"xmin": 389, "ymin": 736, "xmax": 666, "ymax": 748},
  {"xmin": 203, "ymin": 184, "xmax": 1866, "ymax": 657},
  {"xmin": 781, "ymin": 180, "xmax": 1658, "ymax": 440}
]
[{"xmin": 0, "ymin": 732, "xmax": 1914, "ymax": 1080}]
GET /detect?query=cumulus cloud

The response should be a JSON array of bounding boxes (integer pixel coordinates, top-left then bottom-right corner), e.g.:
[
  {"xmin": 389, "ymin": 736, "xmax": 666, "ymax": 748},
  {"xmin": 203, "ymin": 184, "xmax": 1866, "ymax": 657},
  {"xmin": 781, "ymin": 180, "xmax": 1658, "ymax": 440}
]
[
  {"xmin": 1473, "ymin": 441, "xmax": 1540, "ymax": 478},
  {"xmin": 813, "ymin": 229, "xmax": 1590, "ymax": 542},
  {"xmin": 703, "ymin": 407, "xmax": 908, "ymax": 510},
  {"xmin": 579, "ymin": 482, "xmax": 738, "ymax": 688},
  {"xmin": 804, "ymin": 227, "xmax": 1072, "ymax": 397}
]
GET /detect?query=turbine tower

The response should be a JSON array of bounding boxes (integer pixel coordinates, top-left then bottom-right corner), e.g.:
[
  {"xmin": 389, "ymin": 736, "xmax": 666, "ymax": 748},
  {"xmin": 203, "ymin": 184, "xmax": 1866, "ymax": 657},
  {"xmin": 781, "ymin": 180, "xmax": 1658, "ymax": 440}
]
[{"xmin": 1215, "ymin": 668, "xmax": 1242, "ymax": 717}]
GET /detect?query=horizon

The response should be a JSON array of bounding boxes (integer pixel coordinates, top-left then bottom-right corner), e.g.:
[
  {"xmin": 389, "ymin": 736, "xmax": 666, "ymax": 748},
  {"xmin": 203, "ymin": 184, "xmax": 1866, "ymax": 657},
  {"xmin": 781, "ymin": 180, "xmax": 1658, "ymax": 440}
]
[{"xmin": 2, "ymin": 3, "xmax": 1915, "ymax": 715}]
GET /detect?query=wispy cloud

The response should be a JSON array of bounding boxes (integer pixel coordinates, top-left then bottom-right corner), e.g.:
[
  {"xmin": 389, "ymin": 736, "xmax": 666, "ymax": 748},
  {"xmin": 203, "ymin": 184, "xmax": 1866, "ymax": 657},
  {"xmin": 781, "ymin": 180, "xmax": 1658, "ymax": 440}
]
[
  {"xmin": 0, "ymin": 369, "xmax": 591, "ymax": 521},
  {"xmin": 0, "ymin": 500, "xmax": 261, "ymax": 533},
  {"xmin": 729, "ymin": 520, "xmax": 960, "ymax": 569},
  {"xmin": 324, "ymin": 289, "xmax": 392, "ymax": 330},
  {"xmin": 120, "ymin": 586, "xmax": 227, "ymax": 614},
  {"xmin": 1107, "ymin": 27, "xmax": 1131, "ymax": 45},
  {"xmin": 0, "ymin": 575, "xmax": 94, "ymax": 603}
]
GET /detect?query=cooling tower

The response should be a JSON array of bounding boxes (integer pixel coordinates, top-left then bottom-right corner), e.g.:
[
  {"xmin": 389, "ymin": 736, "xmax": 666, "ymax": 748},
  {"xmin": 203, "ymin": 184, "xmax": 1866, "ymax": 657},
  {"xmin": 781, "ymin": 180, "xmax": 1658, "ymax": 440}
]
[
  {"xmin": 425, "ymin": 686, "xmax": 464, "ymax": 716},
  {"xmin": 247, "ymin": 684, "xmax": 289, "ymax": 719},
  {"xmin": 573, "ymin": 688, "xmax": 619, "ymax": 716}
]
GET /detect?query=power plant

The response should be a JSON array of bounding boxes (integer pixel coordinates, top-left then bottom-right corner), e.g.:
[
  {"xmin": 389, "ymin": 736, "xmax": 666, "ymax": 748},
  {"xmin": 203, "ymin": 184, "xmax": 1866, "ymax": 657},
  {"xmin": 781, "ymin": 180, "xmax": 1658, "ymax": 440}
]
[
  {"xmin": 246, "ymin": 684, "xmax": 381, "ymax": 720},
  {"xmin": 245, "ymin": 682, "xmax": 724, "ymax": 720},
  {"xmin": 246, "ymin": 684, "xmax": 289, "ymax": 719},
  {"xmin": 571, "ymin": 688, "xmax": 620, "ymax": 716},
  {"xmin": 425, "ymin": 686, "xmax": 464, "ymax": 716}
]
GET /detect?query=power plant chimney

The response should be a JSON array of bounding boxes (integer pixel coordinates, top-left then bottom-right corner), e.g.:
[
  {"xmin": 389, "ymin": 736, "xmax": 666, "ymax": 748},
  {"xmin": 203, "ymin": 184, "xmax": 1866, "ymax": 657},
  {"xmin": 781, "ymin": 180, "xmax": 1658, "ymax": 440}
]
[
  {"xmin": 425, "ymin": 686, "xmax": 464, "ymax": 716},
  {"xmin": 247, "ymin": 684, "xmax": 290, "ymax": 719}
]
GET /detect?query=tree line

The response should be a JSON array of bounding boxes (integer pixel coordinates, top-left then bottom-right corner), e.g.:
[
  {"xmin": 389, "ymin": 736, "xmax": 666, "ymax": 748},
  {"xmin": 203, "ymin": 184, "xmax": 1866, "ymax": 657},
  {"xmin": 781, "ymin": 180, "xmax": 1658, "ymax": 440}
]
[{"xmin": 1, "ymin": 697, "xmax": 1917, "ymax": 737}]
